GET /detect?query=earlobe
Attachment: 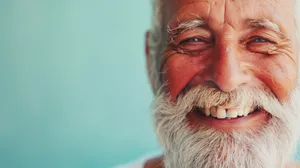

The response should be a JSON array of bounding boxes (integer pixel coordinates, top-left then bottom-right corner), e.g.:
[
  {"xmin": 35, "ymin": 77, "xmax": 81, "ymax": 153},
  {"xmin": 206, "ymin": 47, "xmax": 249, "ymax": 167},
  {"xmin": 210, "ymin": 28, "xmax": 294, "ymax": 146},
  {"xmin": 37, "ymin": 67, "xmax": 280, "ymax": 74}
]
[
  {"xmin": 145, "ymin": 31, "xmax": 156, "ymax": 94},
  {"xmin": 145, "ymin": 31, "xmax": 152, "ymax": 78},
  {"xmin": 145, "ymin": 31, "xmax": 150, "ymax": 57}
]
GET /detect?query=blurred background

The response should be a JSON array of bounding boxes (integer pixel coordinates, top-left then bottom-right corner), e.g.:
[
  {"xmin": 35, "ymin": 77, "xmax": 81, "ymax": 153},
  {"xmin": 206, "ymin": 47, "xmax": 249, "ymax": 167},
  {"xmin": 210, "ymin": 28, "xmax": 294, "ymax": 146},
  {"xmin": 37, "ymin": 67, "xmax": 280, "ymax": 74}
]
[{"xmin": 0, "ymin": 0, "xmax": 160, "ymax": 168}]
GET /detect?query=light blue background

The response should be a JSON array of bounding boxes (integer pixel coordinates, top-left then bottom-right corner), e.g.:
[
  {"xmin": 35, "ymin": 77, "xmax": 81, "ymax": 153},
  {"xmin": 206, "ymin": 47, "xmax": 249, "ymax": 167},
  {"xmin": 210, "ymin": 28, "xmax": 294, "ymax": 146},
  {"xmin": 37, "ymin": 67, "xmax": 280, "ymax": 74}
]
[{"xmin": 0, "ymin": 0, "xmax": 160, "ymax": 168}]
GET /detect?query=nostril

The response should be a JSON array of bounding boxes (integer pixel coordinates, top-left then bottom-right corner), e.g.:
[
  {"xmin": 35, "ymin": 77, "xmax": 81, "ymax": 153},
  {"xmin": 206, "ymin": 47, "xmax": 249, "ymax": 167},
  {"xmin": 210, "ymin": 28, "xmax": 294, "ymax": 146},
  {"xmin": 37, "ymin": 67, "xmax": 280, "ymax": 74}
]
[
  {"xmin": 204, "ymin": 81, "xmax": 220, "ymax": 89},
  {"xmin": 210, "ymin": 74, "xmax": 248, "ymax": 92}
]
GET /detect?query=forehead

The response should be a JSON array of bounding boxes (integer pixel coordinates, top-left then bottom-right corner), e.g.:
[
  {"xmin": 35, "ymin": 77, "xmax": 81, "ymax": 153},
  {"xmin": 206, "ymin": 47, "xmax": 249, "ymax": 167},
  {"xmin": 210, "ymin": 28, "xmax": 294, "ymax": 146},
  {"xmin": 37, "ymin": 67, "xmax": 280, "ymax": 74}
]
[{"xmin": 165, "ymin": 0, "xmax": 295, "ymax": 35}]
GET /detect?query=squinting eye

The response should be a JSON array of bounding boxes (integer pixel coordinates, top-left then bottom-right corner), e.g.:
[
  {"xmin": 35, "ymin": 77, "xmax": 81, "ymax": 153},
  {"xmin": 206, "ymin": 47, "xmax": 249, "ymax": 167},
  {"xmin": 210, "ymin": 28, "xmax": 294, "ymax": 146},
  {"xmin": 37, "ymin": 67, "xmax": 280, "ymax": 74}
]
[
  {"xmin": 176, "ymin": 37, "xmax": 212, "ymax": 54},
  {"xmin": 246, "ymin": 36, "xmax": 277, "ymax": 55},
  {"xmin": 182, "ymin": 37, "xmax": 203, "ymax": 43},
  {"xmin": 249, "ymin": 37, "xmax": 270, "ymax": 43}
]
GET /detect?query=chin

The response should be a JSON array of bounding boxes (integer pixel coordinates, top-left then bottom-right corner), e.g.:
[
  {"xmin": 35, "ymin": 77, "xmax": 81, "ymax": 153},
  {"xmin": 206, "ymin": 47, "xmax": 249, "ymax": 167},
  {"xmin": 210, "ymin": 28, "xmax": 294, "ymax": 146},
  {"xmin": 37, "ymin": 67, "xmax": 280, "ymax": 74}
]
[{"xmin": 152, "ymin": 85, "xmax": 300, "ymax": 168}]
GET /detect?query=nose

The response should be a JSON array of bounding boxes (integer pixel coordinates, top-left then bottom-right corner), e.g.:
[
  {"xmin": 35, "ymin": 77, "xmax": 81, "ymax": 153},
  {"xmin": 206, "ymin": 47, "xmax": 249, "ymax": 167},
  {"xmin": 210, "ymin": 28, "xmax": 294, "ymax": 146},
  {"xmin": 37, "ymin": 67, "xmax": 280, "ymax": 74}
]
[{"xmin": 206, "ymin": 43, "xmax": 250, "ymax": 92}]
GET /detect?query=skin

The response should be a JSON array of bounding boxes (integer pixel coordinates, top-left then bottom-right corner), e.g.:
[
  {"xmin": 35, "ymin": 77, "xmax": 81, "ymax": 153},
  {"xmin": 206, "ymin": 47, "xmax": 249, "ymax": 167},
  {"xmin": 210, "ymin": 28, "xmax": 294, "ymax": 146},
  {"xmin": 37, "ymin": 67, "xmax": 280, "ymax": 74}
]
[
  {"xmin": 145, "ymin": 0, "xmax": 299, "ymax": 167},
  {"xmin": 161, "ymin": 0, "xmax": 297, "ymax": 100},
  {"xmin": 144, "ymin": 156, "xmax": 163, "ymax": 168}
]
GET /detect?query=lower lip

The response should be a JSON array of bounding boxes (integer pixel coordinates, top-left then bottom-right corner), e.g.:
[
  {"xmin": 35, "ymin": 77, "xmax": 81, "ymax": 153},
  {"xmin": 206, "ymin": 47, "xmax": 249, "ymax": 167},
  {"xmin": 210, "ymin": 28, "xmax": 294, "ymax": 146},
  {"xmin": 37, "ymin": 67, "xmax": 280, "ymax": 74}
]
[{"xmin": 186, "ymin": 109, "xmax": 271, "ymax": 131}]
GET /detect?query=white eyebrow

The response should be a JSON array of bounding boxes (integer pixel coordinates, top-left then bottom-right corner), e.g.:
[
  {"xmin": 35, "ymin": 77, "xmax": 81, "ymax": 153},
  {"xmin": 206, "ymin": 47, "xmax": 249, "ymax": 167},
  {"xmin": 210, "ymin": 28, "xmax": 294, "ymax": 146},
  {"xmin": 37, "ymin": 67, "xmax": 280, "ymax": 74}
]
[
  {"xmin": 167, "ymin": 19, "xmax": 207, "ymax": 35},
  {"xmin": 245, "ymin": 18, "xmax": 288, "ymax": 38},
  {"xmin": 169, "ymin": 18, "xmax": 282, "ymax": 34},
  {"xmin": 166, "ymin": 18, "xmax": 288, "ymax": 43}
]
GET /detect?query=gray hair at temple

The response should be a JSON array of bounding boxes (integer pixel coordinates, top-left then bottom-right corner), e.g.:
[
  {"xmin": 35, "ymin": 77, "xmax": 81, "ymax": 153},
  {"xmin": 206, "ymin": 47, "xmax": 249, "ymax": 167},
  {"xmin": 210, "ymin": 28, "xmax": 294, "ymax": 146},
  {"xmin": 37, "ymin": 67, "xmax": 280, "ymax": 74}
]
[{"xmin": 147, "ymin": 0, "xmax": 300, "ymax": 93}]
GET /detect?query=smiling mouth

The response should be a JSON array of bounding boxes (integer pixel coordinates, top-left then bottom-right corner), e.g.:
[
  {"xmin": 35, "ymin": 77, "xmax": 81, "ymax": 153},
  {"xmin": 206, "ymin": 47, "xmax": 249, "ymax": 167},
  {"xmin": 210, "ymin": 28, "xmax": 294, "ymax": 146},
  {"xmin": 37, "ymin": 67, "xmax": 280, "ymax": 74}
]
[
  {"xmin": 196, "ymin": 106, "xmax": 259, "ymax": 119},
  {"xmin": 187, "ymin": 106, "xmax": 271, "ymax": 130}
]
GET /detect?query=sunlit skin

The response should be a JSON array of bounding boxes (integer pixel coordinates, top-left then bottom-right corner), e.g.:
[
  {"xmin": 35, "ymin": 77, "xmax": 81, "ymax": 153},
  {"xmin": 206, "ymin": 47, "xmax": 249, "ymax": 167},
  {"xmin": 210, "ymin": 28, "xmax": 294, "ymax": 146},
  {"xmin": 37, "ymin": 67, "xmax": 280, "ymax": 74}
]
[
  {"xmin": 145, "ymin": 0, "xmax": 299, "ymax": 167},
  {"xmin": 162, "ymin": 0, "xmax": 297, "ymax": 100},
  {"xmin": 159, "ymin": 0, "xmax": 297, "ymax": 130}
]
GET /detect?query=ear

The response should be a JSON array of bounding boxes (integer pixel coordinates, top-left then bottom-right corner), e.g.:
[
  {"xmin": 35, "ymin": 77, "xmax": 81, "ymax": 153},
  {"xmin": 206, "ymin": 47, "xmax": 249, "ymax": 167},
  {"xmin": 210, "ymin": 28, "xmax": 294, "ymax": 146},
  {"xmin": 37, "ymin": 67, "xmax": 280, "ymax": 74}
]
[{"xmin": 145, "ymin": 31, "xmax": 156, "ymax": 94}]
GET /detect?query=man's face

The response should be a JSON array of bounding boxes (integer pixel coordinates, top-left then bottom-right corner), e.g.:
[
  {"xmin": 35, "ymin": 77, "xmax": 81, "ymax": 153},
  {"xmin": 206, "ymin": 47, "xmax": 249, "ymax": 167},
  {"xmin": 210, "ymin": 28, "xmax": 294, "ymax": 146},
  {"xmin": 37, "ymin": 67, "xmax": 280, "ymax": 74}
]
[
  {"xmin": 150, "ymin": 0, "xmax": 300, "ymax": 167},
  {"xmin": 163, "ymin": 0, "xmax": 298, "ymax": 108}
]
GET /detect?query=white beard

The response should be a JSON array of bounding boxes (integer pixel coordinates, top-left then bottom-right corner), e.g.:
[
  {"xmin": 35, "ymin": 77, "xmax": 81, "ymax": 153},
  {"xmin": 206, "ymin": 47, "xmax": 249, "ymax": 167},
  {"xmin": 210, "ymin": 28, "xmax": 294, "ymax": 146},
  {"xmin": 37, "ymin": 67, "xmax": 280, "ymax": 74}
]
[{"xmin": 153, "ymin": 84, "xmax": 300, "ymax": 168}]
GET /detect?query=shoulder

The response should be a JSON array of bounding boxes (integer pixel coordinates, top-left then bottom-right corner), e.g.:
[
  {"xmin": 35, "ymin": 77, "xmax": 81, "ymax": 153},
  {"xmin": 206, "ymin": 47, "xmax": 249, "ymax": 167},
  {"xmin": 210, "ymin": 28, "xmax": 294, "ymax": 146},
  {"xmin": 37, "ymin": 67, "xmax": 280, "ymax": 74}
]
[{"xmin": 144, "ymin": 156, "xmax": 163, "ymax": 168}]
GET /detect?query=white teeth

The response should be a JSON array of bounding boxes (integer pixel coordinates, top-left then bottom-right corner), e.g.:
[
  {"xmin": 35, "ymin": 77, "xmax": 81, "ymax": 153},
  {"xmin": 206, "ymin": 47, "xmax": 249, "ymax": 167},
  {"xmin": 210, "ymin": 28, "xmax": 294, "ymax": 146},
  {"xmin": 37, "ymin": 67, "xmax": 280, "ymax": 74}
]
[
  {"xmin": 238, "ymin": 109, "xmax": 244, "ymax": 116},
  {"xmin": 244, "ymin": 108, "xmax": 250, "ymax": 116},
  {"xmin": 227, "ymin": 109, "xmax": 238, "ymax": 118},
  {"xmin": 204, "ymin": 108, "xmax": 210, "ymax": 116},
  {"xmin": 248, "ymin": 107, "xmax": 255, "ymax": 114},
  {"xmin": 203, "ymin": 106, "xmax": 253, "ymax": 119},
  {"xmin": 216, "ymin": 107, "xmax": 226, "ymax": 119},
  {"xmin": 211, "ymin": 107, "xmax": 217, "ymax": 117}
]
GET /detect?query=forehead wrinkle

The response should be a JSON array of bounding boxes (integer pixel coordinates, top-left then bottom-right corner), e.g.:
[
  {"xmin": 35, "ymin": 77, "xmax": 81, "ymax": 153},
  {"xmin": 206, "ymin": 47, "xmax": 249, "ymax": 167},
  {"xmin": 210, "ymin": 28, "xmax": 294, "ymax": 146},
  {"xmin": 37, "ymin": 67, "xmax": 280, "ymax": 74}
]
[
  {"xmin": 172, "ymin": 0, "xmax": 212, "ymax": 16},
  {"xmin": 165, "ymin": 0, "xmax": 294, "ymax": 40},
  {"xmin": 250, "ymin": 0, "xmax": 256, "ymax": 15},
  {"xmin": 168, "ymin": 0, "xmax": 212, "ymax": 25},
  {"xmin": 261, "ymin": 0, "xmax": 278, "ymax": 8},
  {"xmin": 238, "ymin": 0, "xmax": 245, "ymax": 17},
  {"xmin": 174, "ymin": 0, "xmax": 214, "ymax": 7}
]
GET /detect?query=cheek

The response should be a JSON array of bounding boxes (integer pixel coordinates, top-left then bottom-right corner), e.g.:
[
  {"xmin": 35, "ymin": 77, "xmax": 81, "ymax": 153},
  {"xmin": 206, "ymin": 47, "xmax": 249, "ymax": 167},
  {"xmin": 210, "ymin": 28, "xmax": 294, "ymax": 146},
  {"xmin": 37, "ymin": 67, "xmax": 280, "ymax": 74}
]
[
  {"xmin": 254, "ymin": 57, "xmax": 297, "ymax": 100},
  {"xmin": 162, "ymin": 55, "xmax": 207, "ymax": 99}
]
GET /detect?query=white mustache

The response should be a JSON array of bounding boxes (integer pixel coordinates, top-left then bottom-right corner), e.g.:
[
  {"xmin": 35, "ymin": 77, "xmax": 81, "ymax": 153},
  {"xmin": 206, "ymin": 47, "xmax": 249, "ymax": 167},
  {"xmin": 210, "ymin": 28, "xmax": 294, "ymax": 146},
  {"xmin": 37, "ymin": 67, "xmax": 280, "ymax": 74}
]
[{"xmin": 161, "ymin": 84, "xmax": 295, "ymax": 120}]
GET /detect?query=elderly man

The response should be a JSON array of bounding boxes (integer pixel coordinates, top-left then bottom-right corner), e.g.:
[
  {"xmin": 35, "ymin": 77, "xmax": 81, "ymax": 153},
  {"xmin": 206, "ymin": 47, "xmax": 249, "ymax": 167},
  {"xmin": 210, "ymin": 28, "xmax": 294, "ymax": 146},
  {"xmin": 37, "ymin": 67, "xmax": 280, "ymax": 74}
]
[{"xmin": 119, "ymin": 0, "xmax": 300, "ymax": 168}]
